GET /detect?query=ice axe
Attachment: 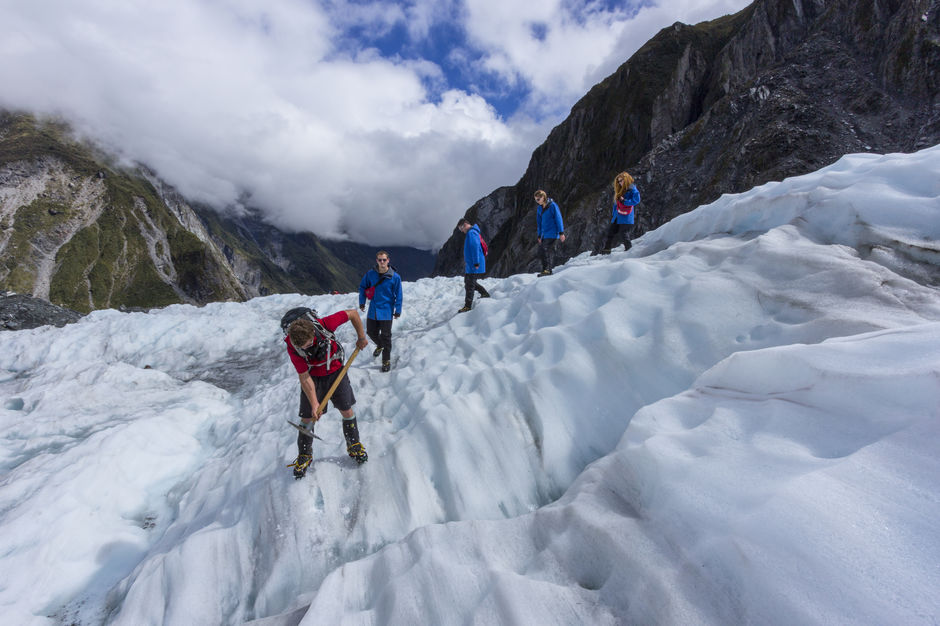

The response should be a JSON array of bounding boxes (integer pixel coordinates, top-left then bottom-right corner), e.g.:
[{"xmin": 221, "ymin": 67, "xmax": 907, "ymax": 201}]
[{"xmin": 286, "ymin": 346, "xmax": 362, "ymax": 439}]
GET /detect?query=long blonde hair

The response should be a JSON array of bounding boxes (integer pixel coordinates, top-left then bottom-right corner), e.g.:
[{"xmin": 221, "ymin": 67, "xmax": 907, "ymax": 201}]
[{"xmin": 613, "ymin": 171, "xmax": 634, "ymax": 199}]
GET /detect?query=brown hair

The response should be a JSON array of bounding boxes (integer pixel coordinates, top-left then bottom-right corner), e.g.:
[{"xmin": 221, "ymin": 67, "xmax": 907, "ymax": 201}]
[
  {"xmin": 534, "ymin": 190, "xmax": 547, "ymax": 202},
  {"xmin": 614, "ymin": 172, "xmax": 634, "ymax": 199},
  {"xmin": 288, "ymin": 318, "xmax": 319, "ymax": 349},
  {"xmin": 457, "ymin": 218, "xmax": 470, "ymax": 228},
  {"xmin": 376, "ymin": 250, "xmax": 390, "ymax": 259}
]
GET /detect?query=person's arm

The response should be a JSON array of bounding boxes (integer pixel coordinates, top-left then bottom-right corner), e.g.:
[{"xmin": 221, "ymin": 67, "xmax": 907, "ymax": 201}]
[
  {"xmin": 623, "ymin": 185, "xmax": 641, "ymax": 205},
  {"xmin": 394, "ymin": 276, "xmax": 403, "ymax": 318},
  {"xmin": 554, "ymin": 202, "xmax": 565, "ymax": 242},
  {"xmin": 345, "ymin": 309, "xmax": 369, "ymax": 350},
  {"xmin": 358, "ymin": 273, "xmax": 370, "ymax": 310},
  {"xmin": 298, "ymin": 371, "xmax": 321, "ymax": 422}
]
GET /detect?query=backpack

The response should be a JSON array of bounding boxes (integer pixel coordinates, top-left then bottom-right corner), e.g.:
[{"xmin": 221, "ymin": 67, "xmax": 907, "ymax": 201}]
[
  {"xmin": 616, "ymin": 199, "xmax": 634, "ymax": 216},
  {"xmin": 480, "ymin": 236, "xmax": 488, "ymax": 257},
  {"xmin": 280, "ymin": 307, "xmax": 343, "ymax": 369}
]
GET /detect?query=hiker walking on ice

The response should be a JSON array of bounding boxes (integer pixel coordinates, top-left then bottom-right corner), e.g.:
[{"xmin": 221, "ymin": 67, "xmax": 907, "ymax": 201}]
[
  {"xmin": 359, "ymin": 250, "xmax": 403, "ymax": 373},
  {"xmin": 598, "ymin": 171, "xmax": 641, "ymax": 254},
  {"xmin": 534, "ymin": 189, "xmax": 565, "ymax": 276},
  {"xmin": 283, "ymin": 307, "xmax": 370, "ymax": 478},
  {"xmin": 457, "ymin": 218, "xmax": 490, "ymax": 312}
]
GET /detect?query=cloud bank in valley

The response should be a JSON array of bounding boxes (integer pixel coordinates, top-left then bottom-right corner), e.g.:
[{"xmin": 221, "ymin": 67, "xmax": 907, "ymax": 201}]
[{"xmin": 0, "ymin": 0, "xmax": 751, "ymax": 249}]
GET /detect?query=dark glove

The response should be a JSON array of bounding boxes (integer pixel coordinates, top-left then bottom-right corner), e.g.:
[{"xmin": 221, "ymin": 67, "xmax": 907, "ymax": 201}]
[{"xmin": 360, "ymin": 305, "xmax": 365, "ymax": 311}]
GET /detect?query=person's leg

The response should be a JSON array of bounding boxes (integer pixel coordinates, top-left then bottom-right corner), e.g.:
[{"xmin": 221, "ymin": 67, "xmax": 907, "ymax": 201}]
[
  {"xmin": 291, "ymin": 389, "xmax": 315, "ymax": 478},
  {"xmin": 463, "ymin": 274, "xmax": 475, "ymax": 309},
  {"xmin": 539, "ymin": 238, "xmax": 556, "ymax": 273},
  {"xmin": 378, "ymin": 319, "xmax": 393, "ymax": 370},
  {"xmin": 340, "ymin": 407, "xmax": 360, "ymax": 445},
  {"xmin": 621, "ymin": 223, "xmax": 635, "ymax": 251},
  {"xmin": 472, "ymin": 274, "xmax": 489, "ymax": 297},
  {"xmin": 331, "ymin": 376, "xmax": 367, "ymax": 463},
  {"xmin": 379, "ymin": 319, "xmax": 392, "ymax": 361},
  {"xmin": 366, "ymin": 317, "xmax": 382, "ymax": 357},
  {"xmin": 601, "ymin": 223, "xmax": 617, "ymax": 253},
  {"xmin": 539, "ymin": 239, "xmax": 550, "ymax": 271}
]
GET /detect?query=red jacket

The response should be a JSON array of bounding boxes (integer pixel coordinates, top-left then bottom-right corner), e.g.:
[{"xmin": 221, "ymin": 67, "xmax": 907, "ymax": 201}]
[{"xmin": 285, "ymin": 310, "xmax": 349, "ymax": 376}]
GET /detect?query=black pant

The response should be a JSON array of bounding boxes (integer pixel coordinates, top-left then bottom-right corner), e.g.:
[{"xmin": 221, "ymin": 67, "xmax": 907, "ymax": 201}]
[
  {"xmin": 366, "ymin": 318, "xmax": 393, "ymax": 361},
  {"xmin": 464, "ymin": 274, "xmax": 489, "ymax": 308},
  {"xmin": 602, "ymin": 223, "xmax": 634, "ymax": 252},
  {"xmin": 539, "ymin": 238, "xmax": 558, "ymax": 271}
]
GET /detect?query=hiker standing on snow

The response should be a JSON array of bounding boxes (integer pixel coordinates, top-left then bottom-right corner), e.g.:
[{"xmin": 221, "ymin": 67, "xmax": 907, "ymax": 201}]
[
  {"xmin": 598, "ymin": 171, "xmax": 641, "ymax": 254},
  {"xmin": 457, "ymin": 218, "xmax": 490, "ymax": 312},
  {"xmin": 534, "ymin": 190, "xmax": 565, "ymax": 276},
  {"xmin": 358, "ymin": 250, "xmax": 403, "ymax": 373},
  {"xmin": 284, "ymin": 308, "xmax": 370, "ymax": 478}
]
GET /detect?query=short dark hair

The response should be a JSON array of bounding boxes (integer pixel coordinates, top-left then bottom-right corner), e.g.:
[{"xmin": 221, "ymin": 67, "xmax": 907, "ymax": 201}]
[
  {"xmin": 288, "ymin": 318, "xmax": 318, "ymax": 348},
  {"xmin": 457, "ymin": 218, "xmax": 470, "ymax": 228}
]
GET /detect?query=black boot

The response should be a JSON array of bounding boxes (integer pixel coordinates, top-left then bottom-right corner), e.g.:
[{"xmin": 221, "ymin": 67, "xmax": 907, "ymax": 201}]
[
  {"xmin": 290, "ymin": 429, "xmax": 314, "ymax": 479},
  {"xmin": 342, "ymin": 416, "xmax": 368, "ymax": 464}
]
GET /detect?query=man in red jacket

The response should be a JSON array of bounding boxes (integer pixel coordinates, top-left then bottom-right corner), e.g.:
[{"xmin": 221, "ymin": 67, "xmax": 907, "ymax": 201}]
[{"xmin": 285, "ymin": 308, "xmax": 370, "ymax": 478}]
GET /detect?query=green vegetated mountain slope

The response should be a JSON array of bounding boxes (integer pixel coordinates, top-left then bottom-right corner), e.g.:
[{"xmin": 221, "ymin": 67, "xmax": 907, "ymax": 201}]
[
  {"xmin": 434, "ymin": 0, "xmax": 940, "ymax": 276},
  {"xmin": 0, "ymin": 112, "xmax": 245, "ymax": 313},
  {"xmin": 0, "ymin": 113, "xmax": 432, "ymax": 313}
]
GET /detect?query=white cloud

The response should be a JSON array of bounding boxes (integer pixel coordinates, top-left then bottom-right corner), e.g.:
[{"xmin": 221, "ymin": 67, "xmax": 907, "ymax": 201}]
[
  {"xmin": 464, "ymin": 0, "xmax": 752, "ymax": 118},
  {"xmin": 0, "ymin": 0, "xmax": 752, "ymax": 249}
]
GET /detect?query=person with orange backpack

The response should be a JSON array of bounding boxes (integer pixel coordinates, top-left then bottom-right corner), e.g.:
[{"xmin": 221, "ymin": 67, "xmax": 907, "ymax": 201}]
[
  {"xmin": 456, "ymin": 218, "xmax": 490, "ymax": 312},
  {"xmin": 358, "ymin": 250, "xmax": 402, "ymax": 372}
]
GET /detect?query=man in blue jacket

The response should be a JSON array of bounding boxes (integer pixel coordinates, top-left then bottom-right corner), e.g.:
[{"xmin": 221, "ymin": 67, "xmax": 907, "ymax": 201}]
[
  {"xmin": 534, "ymin": 189, "xmax": 565, "ymax": 276},
  {"xmin": 358, "ymin": 251, "xmax": 403, "ymax": 372},
  {"xmin": 457, "ymin": 218, "xmax": 490, "ymax": 312}
]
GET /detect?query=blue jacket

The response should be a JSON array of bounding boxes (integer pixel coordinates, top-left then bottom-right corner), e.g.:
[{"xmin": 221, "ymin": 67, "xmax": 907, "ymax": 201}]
[
  {"xmin": 463, "ymin": 224, "xmax": 486, "ymax": 274},
  {"xmin": 537, "ymin": 200, "xmax": 564, "ymax": 239},
  {"xmin": 611, "ymin": 185, "xmax": 641, "ymax": 225},
  {"xmin": 358, "ymin": 267, "xmax": 403, "ymax": 320}
]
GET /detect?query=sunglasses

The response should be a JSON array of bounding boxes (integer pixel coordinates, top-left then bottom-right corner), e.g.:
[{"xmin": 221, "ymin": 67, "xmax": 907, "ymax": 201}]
[{"xmin": 377, "ymin": 259, "xmax": 389, "ymax": 263}]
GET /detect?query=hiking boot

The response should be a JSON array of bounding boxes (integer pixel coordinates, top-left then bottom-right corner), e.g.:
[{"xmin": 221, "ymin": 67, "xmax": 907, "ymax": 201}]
[
  {"xmin": 381, "ymin": 361, "xmax": 391, "ymax": 372},
  {"xmin": 347, "ymin": 442, "xmax": 368, "ymax": 464},
  {"xmin": 342, "ymin": 416, "xmax": 367, "ymax": 464},
  {"xmin": 599, "ymin": 249, "xmax": 612, "ymax": 255},
  {"xmin": 289, "ymin": 454, "xmax": 313, "ymax": 479},
  {"xmin": 372, "ymin": 346, "xmax": 383, "ymax": 358},
  {"xmin": 480, "ymin": 292, "xmax": 491, "ymax": 298},
  {"xmin": 458, "ymin": 306, "xmax": 471, "ymax": 313},
  {"xmin": 538, "ymin": 269, "xmax": 552, "ymax": 276}
]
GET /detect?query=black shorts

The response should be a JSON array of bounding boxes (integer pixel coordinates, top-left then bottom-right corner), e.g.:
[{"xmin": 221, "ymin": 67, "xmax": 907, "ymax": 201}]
[{"xmin": 299, "ymin": 369, "xmax": 356, "ymax": 418}]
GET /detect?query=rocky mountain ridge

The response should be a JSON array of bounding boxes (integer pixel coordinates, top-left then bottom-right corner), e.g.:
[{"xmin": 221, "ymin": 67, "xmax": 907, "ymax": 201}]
[{"xmin": 434, "ymin": 0, "xmax": 940, "ymax": 277}]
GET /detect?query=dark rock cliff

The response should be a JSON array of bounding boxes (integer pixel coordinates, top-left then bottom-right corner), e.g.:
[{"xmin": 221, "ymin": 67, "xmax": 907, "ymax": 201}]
[
  {"xmin": 434, "ymin": 0, "xmax": 940, "ymax": 277},
  {"xmin": 0, "ymin": 290, "xmax": 82, "ymax": 330}
]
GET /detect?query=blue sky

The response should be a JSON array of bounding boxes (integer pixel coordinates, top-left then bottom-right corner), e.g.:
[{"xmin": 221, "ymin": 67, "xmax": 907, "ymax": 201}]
[{"xmin": 0, "ymin": 0, "xmax": 752, "ymax": 249}]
